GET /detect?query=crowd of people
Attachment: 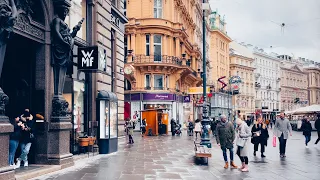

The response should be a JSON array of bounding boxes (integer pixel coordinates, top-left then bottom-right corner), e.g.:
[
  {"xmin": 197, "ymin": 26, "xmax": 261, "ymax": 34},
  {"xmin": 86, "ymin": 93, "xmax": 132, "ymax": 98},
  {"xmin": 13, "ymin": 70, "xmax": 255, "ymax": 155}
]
[{"xmin": 8, "ymin": 109, "xmax": 35, "ymax": 169}]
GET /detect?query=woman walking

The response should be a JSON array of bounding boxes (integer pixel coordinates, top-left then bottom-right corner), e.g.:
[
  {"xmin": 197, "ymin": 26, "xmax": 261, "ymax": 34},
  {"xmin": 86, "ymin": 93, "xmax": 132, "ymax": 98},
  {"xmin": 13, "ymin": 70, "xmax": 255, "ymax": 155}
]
[
  {"xmin": 194, "ymin": 119, "xmax": 202, "ymax": 139},
  {"xmin": 301, "ymin": 117, "xmax": 312, "ymax": 148},
  {"xmin": 236, "ymin": 118, "xmax": 251, "ymax": 172},
  {"xmin": 251, "ymin": 115, "xmax": 269, "ymax": 158}
]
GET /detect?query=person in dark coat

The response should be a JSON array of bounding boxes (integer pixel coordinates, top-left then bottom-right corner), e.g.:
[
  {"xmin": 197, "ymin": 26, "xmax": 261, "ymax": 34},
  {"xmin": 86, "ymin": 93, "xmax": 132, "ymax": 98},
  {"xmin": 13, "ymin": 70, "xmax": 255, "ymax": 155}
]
[
  {"xmin": 301, "ymin": 117, "xmax": 312, "ymax": 148},
  {"xmin": 170, "ymin": 118, "xmax": 176, "ymax": 136},
  {"xmin": 8, "ymin": 116, "xmax": 22, "ymax": 166},
  {"xmin": 15, "ymin": 109, "xmax": 35, "ymax": 168},
  {"xmin": 315, "ymin": 114, "xmax": 320, "ymax": 145},
  {"xmin": 210, "ymin": 118, "xmax": 217, "ymax": 137},
  {"xmin": 251, "ymin": 115, "xmax": 269, "ymax": 158},
  {"xmin": 216, "ymin": 115, "xmax": 238, "ymax": 169}
]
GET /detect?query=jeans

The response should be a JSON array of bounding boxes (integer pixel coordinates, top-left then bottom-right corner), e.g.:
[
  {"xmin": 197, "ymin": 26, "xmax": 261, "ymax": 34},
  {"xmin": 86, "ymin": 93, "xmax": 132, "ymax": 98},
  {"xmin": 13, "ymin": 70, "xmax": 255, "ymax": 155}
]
[
  {"xmin": 128, "ymin": 135, "xmax": 134, "ymax": 144},
  {"xmin": 236, "ymin": 146, "xmax": 248, "ymax": 164},
  {"xmin": 315, "ymin": 131, "xmax": 320, "ymax": 144},
  {"xmin": 19, "ymin": 142, "xmax": 32, "ymax": 162},
  {"xmin": 305, "ymin": 135, "xmax": 311, "ymax": 146},
  {"xmin": 8, "ymin": 140, "xmax": 19, "ymax": 165},
  {"xmin": 221, "ymin": 147, "xmax": 234, "ymax": 162},
  {"xmin": 278, "ymin": 133, "xmax": 287, "ymax": 155}
]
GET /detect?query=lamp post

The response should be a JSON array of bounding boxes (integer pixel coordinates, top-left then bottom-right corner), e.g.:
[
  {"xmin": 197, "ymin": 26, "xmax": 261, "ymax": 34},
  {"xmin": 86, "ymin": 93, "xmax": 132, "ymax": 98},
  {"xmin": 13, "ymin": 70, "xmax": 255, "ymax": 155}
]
[{"xmin": 200, "ymin": 0, "xmax": 211, "ymax": 148}]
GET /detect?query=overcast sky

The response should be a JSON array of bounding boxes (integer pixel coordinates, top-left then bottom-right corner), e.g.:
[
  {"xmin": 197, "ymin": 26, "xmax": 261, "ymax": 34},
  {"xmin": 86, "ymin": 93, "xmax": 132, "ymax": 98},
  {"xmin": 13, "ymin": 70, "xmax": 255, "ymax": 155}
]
[{"xmin": 209, "ymin": 0, "xmax": 320, "ymax": 61}]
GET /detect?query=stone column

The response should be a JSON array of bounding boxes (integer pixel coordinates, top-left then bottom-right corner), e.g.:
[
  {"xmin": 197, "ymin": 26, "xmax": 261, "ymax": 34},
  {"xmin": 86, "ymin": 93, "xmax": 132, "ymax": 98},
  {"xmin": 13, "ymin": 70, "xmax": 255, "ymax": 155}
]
[
  {"xmin": 127, "ymin": 34, "xmax": 131, "ymax": 50},
  {"xmin": 150, "ymin": 34, "xmax": 154, "ymax": 56},
  {"xmin": 131, "ymin": 34, "xmax": 136, "ymax": 54},
  {"xmin": 162, "ymin": 35, "xmax": 167, "ymax": 56},
  {"xmin": 192, "ymin": 56, "xmax": 196, "ymax": 70},
  {"xmin": 175, "ymin": 38, "xmax": 180, "ymax": 57}
]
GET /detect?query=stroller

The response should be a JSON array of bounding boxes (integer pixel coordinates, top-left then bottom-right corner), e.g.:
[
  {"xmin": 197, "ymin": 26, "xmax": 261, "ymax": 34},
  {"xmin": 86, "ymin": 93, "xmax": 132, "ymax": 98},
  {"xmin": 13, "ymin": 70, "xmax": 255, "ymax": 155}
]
[{"xmin": 174, "ymin": 124, "xmax": 182, "ymax": 136}]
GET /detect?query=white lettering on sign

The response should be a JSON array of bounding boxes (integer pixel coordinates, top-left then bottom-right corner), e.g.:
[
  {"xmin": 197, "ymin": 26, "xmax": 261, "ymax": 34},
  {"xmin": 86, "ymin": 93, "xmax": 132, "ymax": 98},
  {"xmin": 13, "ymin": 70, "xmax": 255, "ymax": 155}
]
[
  {"xmin": 81, "ymin": 50, "xmax": 94, "ymax": 67},
  {"xmin": 155, "ymin": 95, "xmax": 168, "ymax": 99},
  {"xmin": 111, "ymin": 14, "xmax": 120, "ymax": 27}
]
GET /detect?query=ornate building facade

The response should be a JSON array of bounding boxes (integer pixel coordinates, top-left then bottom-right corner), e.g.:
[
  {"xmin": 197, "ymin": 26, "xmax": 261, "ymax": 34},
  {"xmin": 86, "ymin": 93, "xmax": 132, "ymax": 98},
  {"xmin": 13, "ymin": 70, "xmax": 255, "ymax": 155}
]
[
  {"xmin": 124, "ymin": 0, "xmax": 204, "ymax": 126},
  {"xmin": 229, "ymin": 42, "xmax": 255, "ymax": 118},
  {"xmin": 0, "ymin": 0, "xmax": 127, "ymax": 178},
  {"xmin": 305, "ymin": 66, "xmax": 320, "ymax": 105}
]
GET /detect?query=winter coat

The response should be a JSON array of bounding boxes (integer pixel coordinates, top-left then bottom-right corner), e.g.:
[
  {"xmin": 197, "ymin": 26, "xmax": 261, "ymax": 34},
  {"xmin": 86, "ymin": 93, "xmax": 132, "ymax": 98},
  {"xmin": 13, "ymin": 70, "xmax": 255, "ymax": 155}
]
[
  {"xmin": 301, "ymin": 121, "xmax": 312, "ymax": 136},
  {"xmin": 188, "ymin": 122, "xmax": 194, "ymax": 129},
  {"xmin": 251, "ymin": 122, "xmax": 269, "ymax": 146},
  {"xmin": 216, "ymin": 121, "xmax": 235, "ymax": 149},
  {"xmin": 315, "ymin": 119, "xmax": 320, "ymax": 131},
  {"xmin": 236, "ymin": 121, "xmax": 251, "ymax": 157},
  {"xmin": 194, "ymin": 122, "xmax": 202, "ymax": 132},
  {"xmin": 274, "ymin": 118, "xmax": 292, "ymax": 139},
  {"xmin": 211, "ymin": 121, "xmax": 217, "ymax": 131},
  {"xmin": 10, "ymin": 120, "xmax": 22, "ymax": 141}
]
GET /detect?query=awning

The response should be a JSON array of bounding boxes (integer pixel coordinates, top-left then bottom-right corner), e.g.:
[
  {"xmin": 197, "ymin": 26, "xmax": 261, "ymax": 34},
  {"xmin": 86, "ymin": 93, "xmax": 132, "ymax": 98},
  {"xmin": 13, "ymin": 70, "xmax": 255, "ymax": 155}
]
[
  {"xmin": 97, "ymin": 90, "xmax": 118, "ymax": 102},
  {"xmin": 292, "ymin": 104, "xmax": 320, "ymax": 115}
]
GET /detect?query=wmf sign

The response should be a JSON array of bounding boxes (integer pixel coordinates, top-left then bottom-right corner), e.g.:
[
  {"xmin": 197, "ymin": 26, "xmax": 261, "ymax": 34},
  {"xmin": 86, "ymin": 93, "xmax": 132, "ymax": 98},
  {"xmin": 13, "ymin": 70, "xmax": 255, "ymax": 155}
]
[{"xmin": 78, "ymin": 46, "xmax": 99, "ymax": 71}]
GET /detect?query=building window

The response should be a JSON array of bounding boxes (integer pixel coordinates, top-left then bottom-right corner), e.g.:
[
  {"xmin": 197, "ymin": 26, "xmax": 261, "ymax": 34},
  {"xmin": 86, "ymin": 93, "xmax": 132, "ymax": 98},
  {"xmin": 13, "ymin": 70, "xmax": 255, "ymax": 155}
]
[
  {"xmin": 124, "ymin": 36, "xmax": 127, "ymax": 62},
  {"xmin": 166, "ymin": 75, "xmax": 169, "ymax": 89},
  {"xmin": 146, "ymin": 34, "xmax": 150, "ymax": 56},
  {"xmin": 124, "ymin": 79, "xmax": 131, "ymax": 90},
  {"xmin": 112, "ymin": 0, "xmax": 118, "ymax": 7},
  {"xmin": 154, "ymin": 0, "xmax": 162, "ymax": 18},
  {"xmin": 154, "ymin": 74, "xmax": 164, "ymax": 90},
  {"xmin": 154, "ymin": 34, "xmax": 162, "ymax": 61},
  {"xmin": 124, "ymin": 0, "xmax": 127, "ymax": 16},
  {"xmin": 145, "ymin": 74, "xmax": 151, "ymax": 89},
  {"xmin": 111, "ymin": 29, "xmax": 117, "ymax": 92}
]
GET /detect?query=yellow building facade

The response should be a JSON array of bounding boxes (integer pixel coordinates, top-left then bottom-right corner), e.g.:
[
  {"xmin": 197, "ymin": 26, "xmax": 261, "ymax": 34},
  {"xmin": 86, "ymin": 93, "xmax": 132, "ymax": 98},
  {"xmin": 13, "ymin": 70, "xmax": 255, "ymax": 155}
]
[
  {"xmin": 124, "ymin": 0, "xmax": 205, "ymax": 124},
  {"xmin": 229, "ymin": 42, "xmax": 255, "ymax": 117},
  {"xmin": 208, "ymin": 12, "xmax": 232, "ymax": 89},
  {"xmin": 305, "ymin": 66, "xmax": 320, "ymax": 105}
]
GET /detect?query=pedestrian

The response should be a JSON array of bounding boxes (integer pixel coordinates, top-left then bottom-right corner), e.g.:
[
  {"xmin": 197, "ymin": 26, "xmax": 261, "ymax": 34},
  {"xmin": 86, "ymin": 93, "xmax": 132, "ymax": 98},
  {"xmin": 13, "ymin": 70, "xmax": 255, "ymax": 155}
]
[
  {"xmin": 235, "ymin": 118, "xmax": 251, "ymax": 172},
  {"xmin": 265, "ymin": 119, "xmax": 270, "ymax": 128},
  {"xmin": 251, "ymin": 115, "xmax": 269, "ymax": 158},
  {"xmin": 128, "ymin": 119, "xmax": 134, "ymax": 144},
  {"xmin": 315, "ymin": 114, "xmax": 320, "ymax": 145},
  {"xmin": 16, "ymin": 109, "xmax": 35, "ymax": 168},
  {"xmin": 194, "ymin": 119, "xmax": 202, "ymax": 139},
  {"xmin": 301, "ymin": 117, "xmax": 312, "ymax": 148},
  {"xmin": 216, "ymin": 115, "xmax": 238, "ymax": 169},
  {"xmin": 8, "ymin": 116, "xmax": 22, "ymax": 167},
  {"xmin": 170, "ymin": 118, "xmax": 176, "ymax": 136},
  {"xmin": 141, "ymin": 118, "xmax": 147, "ymax": 137},
  {"xmin": 274, "ymin": 111, "xmax": 292, "ymax": 158},
  {"xmin": 210, "ymin": 118, "xmax": 217, "ymax": 137},
  {"xmin": 188, "ymin": 121, "xmax": 194, "ymax": 136}
]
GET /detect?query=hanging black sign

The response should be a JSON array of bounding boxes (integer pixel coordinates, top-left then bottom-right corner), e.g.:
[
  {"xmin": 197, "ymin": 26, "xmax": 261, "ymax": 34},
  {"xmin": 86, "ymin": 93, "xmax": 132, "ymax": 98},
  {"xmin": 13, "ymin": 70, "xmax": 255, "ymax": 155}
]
[{"xmin": 78, "ymin": 46, "xmax": 99, "ymax": 71}]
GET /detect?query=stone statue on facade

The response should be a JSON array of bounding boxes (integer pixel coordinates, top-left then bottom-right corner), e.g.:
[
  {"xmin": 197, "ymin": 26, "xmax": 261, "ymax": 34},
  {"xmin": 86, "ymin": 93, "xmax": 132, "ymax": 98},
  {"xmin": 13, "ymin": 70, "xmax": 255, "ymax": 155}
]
[
  {"xmin": 0, "ymin": 0, "xmax": 17, "ymax": 120},
  {"xmin": 51, "ymin": 0, "xmax": 84, "ymax": 119}
]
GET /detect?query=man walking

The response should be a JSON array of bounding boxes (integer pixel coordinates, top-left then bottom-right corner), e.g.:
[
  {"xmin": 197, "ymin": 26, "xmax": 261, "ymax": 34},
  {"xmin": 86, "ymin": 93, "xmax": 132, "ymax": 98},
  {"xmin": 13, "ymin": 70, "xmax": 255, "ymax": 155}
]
[
  {"xmin": 216, "ymin": 115, "xmax": 238, "ymax": 169},
  {"xmin": 274, "ymin": 111, "xmax": 292, "ymax": 158},
  {"xmin": 315, "ymin": 114, "xmax": 320, "ymax": 145}
]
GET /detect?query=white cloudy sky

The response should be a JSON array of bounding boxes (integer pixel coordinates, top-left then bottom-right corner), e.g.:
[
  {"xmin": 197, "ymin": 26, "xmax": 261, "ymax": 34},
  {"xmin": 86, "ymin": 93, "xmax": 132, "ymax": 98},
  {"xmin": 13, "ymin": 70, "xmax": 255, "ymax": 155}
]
[{"xmin": 209, "ymin": 0, "xmax": 320, "ymax": 61}]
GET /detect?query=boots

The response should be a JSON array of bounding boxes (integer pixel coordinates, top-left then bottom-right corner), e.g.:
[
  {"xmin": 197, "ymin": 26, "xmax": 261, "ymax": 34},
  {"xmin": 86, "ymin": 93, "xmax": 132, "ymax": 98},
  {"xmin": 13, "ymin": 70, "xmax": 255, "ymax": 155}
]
[
  {"xmin": 230, "ymin": 161, "xmax": 238, "ymax": 169},
  {"xmin": 224, "ymin": 162, "xmax": 229, "ymax": 169},
  {"xmin": 241, "ymin": 164, "xmax": 249, "ymax": 172}
]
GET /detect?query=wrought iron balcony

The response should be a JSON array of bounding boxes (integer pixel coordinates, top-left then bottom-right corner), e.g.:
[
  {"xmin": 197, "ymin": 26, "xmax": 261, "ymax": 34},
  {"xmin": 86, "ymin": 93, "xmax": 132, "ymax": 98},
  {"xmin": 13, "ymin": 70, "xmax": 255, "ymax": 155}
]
[
  {"xmin": 255, "ymin": 82, "xmax": 261, "ymax": 88},
  {"xmin": 132, "ymin": 55, "xmax": 183, "ymax": 66},
  {"xmin": 267, "ymin": 85, "xmax": 271, "ymax": 90}
]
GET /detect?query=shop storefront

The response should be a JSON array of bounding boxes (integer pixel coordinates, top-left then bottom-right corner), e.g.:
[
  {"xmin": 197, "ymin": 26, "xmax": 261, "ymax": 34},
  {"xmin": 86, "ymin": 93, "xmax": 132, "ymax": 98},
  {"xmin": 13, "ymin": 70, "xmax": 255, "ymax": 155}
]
[{"xmin": 210, "ymin": 92, "xmax": 232, "ymax": 119}]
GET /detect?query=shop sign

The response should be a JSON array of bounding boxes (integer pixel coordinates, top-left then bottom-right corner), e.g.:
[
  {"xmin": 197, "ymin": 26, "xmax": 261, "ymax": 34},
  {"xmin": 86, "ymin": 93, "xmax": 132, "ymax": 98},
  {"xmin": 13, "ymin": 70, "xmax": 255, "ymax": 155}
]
[
  {"xmin": 111, "ymin": 14, "xmax": 120, "ymax": 27},
  {"xmin": 143, "ymin": 93, "xmax": 175, "ymax": 101},
  {"xmin": 78, "ymin": 46, "xmax": 99, "ymax": 71},
  {"xmin": 229, "ymin": 76, "xmax": 242, "ymax": 84},
  {"xmin": 188, "ymin": 87, "xmax": 210, "ymax": 94},
  {"xmin": 183, "ymin": 96, "xmax": 191, "ymax": 103}
]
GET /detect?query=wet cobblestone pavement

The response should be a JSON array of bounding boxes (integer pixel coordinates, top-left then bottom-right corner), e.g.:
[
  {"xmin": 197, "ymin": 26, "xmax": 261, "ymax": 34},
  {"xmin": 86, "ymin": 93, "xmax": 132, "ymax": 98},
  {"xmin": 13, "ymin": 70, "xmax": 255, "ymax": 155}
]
[{"xmin": 33, "ymin": 130, "xmax": 320, "ymax": 180}]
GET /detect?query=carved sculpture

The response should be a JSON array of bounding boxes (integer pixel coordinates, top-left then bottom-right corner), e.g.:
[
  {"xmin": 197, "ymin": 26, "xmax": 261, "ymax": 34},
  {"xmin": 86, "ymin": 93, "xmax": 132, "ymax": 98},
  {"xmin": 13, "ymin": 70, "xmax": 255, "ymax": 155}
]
[
  {"xmin": 0, "ymin": 0, "xmax": 17, "ymax": 119},
  {"xmin": 51, "ymin": 0, "xmax": 83, "ymax": 119}
]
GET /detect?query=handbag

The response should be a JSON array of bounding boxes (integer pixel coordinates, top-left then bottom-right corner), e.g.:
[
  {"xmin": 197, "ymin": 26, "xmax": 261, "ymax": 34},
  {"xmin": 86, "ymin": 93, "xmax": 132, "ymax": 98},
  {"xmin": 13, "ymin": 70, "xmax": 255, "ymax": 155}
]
[
  {"xmin": 236, "ymin": 137, "xmax": 247, "ymax": 147},
  {"xmin": 273, "ymin": 136, "xmax": 277, "ymax": 147}
]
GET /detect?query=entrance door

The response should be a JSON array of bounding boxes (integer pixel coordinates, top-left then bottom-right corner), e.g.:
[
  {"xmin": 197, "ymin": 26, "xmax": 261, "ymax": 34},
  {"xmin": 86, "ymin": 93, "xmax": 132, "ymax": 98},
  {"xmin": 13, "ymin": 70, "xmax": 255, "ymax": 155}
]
[{"xmin": 0, "ymin": 34, "xmax": 37, "ymax": 118}]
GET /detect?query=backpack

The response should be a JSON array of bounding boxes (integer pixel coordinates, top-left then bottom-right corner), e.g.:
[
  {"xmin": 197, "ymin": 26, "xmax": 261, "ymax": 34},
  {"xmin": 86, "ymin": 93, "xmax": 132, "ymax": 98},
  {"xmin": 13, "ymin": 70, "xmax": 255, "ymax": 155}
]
[{"xmin": 189, "ymin": 122, "xmax": 194, "ymax": 129}]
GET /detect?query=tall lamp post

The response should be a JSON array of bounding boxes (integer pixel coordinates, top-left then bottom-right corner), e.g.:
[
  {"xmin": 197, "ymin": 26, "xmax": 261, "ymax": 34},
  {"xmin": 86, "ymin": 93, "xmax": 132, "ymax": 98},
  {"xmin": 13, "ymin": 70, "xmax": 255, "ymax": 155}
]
[{"xmin": 200, "ymin": 0, "xmax": 211, "ymax": 148}]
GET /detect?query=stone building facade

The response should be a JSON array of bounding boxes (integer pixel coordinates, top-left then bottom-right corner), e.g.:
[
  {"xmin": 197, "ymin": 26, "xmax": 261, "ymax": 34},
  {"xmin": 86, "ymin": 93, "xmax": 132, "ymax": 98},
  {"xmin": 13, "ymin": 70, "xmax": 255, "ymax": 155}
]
[
  {"xmin": 124, "ymin": 0, "xmax": 204, "ymax": 125},
  {"xmin": 229, "ymin": 42, "xmax": 255, "ymax": 118},
  {"xmin": 305, "ymin": 66, "xmax": 320, "ymax": 105},
  {"xmin": 0, "ymin": 0, "xmax": 127, "ymax": 179}
]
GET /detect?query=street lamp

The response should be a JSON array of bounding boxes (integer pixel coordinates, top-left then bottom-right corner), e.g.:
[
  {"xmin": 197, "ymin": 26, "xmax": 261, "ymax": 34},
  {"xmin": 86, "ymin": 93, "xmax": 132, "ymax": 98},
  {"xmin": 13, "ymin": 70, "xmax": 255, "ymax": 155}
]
[{"xmin": 200, "ymin": 0, "xmax": 211, "ymax": 148}]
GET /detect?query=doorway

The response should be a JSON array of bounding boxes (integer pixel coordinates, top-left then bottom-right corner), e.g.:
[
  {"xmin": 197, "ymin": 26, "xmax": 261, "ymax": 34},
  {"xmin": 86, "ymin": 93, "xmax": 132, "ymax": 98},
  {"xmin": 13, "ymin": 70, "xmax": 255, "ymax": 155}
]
[{"xmin": 0, "ymin": 34, "xmax": 38, "ymax": 118}]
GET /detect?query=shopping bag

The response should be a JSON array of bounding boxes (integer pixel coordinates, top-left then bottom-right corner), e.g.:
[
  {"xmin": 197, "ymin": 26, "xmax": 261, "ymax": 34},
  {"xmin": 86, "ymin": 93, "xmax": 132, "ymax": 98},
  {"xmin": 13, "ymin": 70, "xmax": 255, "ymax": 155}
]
[{"xmin": 273, "ymin": 136, "xmax": 277, "ymax": 147}]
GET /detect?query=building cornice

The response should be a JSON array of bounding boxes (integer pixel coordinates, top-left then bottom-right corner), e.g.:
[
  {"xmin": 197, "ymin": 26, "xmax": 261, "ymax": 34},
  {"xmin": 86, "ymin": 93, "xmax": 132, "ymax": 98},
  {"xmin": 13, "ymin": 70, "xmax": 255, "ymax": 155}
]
[
  {"xmin": 230, "ymin": 53, "xmax": 254, "ymax": 62},
  {"xmin": 209, "ymin": 29, "xmax": 232, "ymax": 42},
  {"xmin": 230, "ymin": 63, "xmax": 255, "ymax": 71}
]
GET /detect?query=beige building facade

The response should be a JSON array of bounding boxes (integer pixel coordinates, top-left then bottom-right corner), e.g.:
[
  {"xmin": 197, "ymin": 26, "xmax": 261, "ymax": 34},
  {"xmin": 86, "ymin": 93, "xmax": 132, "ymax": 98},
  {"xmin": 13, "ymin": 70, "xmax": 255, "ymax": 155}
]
[
  {"xmin": 305, "ymin": 66, "xmax": 320, "ymax": 105},
  {"xmin": 280, "ymin": 65, "xmax": 309, "ymax": 111},
  {"xmin": 229, "ymin": 42, "xmax": 255, "ymax": 116}
]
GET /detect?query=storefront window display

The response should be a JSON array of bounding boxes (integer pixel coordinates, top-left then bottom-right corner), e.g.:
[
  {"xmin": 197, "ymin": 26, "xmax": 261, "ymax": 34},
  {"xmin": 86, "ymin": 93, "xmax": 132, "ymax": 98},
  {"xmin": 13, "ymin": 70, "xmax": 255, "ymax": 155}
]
[{"xmin": 110, "ymin": 102, "xmax": 118, "ymax": 138}]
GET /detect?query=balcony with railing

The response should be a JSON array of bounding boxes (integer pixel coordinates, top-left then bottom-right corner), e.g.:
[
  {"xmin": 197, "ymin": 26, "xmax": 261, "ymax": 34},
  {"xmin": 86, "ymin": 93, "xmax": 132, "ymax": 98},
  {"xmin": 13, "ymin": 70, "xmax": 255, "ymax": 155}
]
[
  {"xmin": 130, "ymin": 55, "xmax": 183, "ymax": 66},
  {"xmin": 255, "ymin": 82, "xmax": 261, "ymax": 88},
  {"xmin": 267, "ymin": 84, "xmax": 271, "ymax": 90}
]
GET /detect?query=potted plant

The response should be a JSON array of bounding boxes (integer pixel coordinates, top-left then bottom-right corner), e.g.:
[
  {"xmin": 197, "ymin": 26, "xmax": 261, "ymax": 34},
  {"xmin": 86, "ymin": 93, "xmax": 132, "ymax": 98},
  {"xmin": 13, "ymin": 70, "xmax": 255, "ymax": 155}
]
[
  {"xmin": 78, "ymin": 135, "xmax": 89, "ymax": 147},
  {"xmin": 88, "ymin": 136, "xmax": 96, "ymax": 145}
]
